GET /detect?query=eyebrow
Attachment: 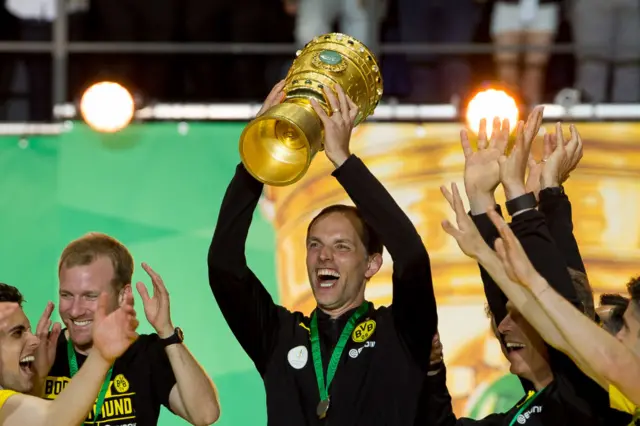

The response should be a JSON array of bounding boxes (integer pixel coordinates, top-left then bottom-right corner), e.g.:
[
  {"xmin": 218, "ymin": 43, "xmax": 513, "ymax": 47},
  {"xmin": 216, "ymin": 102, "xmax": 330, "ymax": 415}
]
[
  {"xmin": 307, "ymin": 237, "xmax": 354, "ymax": 244},
  {"xmin": 8, "ymin": 324, "xmax": 26, "ymax": 334}
]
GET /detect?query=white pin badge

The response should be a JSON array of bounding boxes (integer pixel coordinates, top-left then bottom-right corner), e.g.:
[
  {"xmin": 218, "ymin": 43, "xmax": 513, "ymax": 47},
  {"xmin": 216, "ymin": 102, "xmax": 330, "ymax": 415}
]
[{"xmin": 287, "ymin": 345, "xmax": 308, "ymax": 369}]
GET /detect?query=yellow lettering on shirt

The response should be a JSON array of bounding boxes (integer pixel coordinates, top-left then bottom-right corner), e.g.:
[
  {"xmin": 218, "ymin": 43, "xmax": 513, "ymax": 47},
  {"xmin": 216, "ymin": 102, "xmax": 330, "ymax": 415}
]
[{"xmin": 44, "ymin": 374, "xmax": 137, "ymax": 423}]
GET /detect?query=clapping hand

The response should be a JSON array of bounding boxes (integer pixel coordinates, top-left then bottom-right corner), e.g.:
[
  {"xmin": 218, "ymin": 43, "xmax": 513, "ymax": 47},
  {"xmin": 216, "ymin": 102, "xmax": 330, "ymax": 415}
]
[
  {"xmin": 33, "ymin": 302, "xmax": 62, "ymax": 385},
  {"xmin": 92, "ymin": 288, "xmax": 139, "ymax": 363},
  {"xmin": 136, "ymin": 263, "xmax": 174, "ymax": 339}
]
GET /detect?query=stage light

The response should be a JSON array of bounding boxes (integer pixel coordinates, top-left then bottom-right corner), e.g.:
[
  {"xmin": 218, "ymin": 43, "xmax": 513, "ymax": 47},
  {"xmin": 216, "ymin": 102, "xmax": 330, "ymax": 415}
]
[
  {"xmin": 80, "ymin": 82, "xmax": 135, "ymax": 133},
  {"xmin": 465, "ymin": 88, "xmax": 519, "ymax": 135}
]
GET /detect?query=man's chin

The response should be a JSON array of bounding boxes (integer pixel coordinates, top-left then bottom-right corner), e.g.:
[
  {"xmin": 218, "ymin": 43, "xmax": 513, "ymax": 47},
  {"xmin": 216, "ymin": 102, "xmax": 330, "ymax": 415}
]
[{"xmin": 68, "ymin": 332, "xmax": 93, "ymax": 349}]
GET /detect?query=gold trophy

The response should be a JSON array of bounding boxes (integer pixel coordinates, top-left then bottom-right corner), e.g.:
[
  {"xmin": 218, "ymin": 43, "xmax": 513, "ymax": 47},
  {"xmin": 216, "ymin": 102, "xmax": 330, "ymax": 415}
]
[{"xmin": 239, "ymin": 33, "xmax": 383, "ymax": 186}]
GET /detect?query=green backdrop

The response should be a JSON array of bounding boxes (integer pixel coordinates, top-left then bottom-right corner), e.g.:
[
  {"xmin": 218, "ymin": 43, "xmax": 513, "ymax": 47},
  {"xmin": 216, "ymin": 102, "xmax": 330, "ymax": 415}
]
[{"xmin": 0, "ymin": 122, "xmax": 522, "ymax": 425}]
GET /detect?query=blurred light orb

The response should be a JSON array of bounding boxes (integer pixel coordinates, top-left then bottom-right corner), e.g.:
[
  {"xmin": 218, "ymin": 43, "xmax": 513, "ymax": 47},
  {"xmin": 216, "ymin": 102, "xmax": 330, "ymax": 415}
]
[
  {"xmin": 466, "ymin": 89, "xmax": 519, "ymax": 135},
  {"xmin": 80, "ymin": 82, "xmax": 135, "ymax": 133}
]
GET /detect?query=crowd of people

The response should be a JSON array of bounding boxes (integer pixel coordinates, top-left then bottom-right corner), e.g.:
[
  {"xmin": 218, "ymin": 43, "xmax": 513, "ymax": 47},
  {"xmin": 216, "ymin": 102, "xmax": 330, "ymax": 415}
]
[
  {"xmin": 2, "ymin": 0, "xmax": 640, "ymax": 122},
  {"xmin": 0, "ymin": 78, "xmax": 637, "ymax": 426}
]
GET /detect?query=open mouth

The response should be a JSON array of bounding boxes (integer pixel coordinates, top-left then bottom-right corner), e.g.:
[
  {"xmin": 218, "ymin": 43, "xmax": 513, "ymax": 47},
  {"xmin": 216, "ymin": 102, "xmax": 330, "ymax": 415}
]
[
  {"xmin": 19, "ymin": 355, "xmax": 34, "ymax": 374},
  {"xmin": 506, "ymin": 342, "xmax": 526, "ymax": 353},
  {"xmin": 317, "ymin": 268, "xmax": 340, "ymax": 288}
]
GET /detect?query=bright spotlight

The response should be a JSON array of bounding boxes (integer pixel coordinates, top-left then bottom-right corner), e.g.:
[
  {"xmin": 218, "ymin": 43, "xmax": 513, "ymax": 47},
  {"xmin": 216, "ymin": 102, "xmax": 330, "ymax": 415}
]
[
  {"xmin": 80, "ymin": 82, "xmax": 135, "ymax": 133},
  {"xmin": 465, "ymin": 89, "xmax": 519, "ymax": 135}
]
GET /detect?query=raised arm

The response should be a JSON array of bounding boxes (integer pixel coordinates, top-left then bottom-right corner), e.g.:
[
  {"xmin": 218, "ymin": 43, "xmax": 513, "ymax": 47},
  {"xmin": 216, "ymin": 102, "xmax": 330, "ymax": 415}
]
[
  {"xmin": 461, "ymin": 116, "xmax": 512, "ymax": 322},
  {"xmin": 207, "ymin": 82, "xmax": 286, "ymax": 375},
  {"xmin": 489, "ymin": 220, "xmax": 640, "ymax": 405},
  {"xmin": 136, "ymin": 263, "xmax": 220, "ymax": 425},
  {"xmin": 310, "ymin": 85, "xmax": 436, "ymax": 363},
  {"xmin": 534, "ymin": 124, "xmax": 585, "ymax": 274},
  {"xmin": 441, "ymin": 184, "xmax": 571, "ymax": 363}
]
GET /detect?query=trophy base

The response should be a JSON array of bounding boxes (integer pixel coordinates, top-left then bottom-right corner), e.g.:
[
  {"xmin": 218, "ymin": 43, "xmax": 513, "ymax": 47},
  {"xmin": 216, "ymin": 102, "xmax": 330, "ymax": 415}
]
[{"xmin": 240, "ymin": 101, "xmax": 323, "ymax": 186}]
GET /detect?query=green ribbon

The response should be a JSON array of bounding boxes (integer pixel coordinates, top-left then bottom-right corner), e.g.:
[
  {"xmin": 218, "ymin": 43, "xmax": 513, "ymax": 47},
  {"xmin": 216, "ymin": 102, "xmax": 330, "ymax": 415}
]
[
  {"xmin": 508, "ymin": 387, "xmax": 546, "ymax": 426},
  {"xmin": 310, "ymin": 302, "xmax": 370, "ymax": 417},
  {"xmin": 67, "ymin": 338, "xmax": 113, "ymax": 424}
]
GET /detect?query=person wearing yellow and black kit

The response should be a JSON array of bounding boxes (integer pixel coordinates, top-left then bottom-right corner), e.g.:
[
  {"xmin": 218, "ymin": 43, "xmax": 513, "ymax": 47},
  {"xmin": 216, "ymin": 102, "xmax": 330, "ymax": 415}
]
[
  {"xmin": 208, "ymin": 80, "xmax": 438, "ymax": 425},
  {"xmin": 0, "ymin": 281, "xmax": 139, "ymax": 426},
  {"xmin": 418, "ymin": 114, "xmax": 632, "ymax": 426}
]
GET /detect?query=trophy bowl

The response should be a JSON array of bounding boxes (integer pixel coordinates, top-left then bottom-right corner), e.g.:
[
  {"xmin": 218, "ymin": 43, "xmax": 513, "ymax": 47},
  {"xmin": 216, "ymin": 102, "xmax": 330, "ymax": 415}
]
[{"xmin": 239, "ymin": 32, "xmax": 384, "ymax": 186}]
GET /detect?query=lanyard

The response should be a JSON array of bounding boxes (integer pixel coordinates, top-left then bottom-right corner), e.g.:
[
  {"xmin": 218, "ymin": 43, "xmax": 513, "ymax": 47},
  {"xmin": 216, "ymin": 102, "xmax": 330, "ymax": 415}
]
[
  {"xmin": 67, "ymin": 339, "xmax": 114, "ymax": 424},
  {"xmin": 509, "ymin": 388, "xmax": 546, "ymax": 426},
  {"xmin": 310, "ymin": 302, "xmax": 370, "ymax": 419}
]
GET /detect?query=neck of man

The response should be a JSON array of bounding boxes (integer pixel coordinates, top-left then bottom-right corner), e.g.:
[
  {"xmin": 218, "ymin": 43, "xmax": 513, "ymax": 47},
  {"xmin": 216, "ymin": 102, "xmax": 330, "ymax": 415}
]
[
  {"xmin": 527, "ymin": 368, "xmax": 554, "ymax": 392},
  {"xmin": 65, "ymin": 329, "xmax": 92, "ymax": 355},
  {"xmin": 319, "ymin": 297, "xmax": 365, "ymax": 319}
]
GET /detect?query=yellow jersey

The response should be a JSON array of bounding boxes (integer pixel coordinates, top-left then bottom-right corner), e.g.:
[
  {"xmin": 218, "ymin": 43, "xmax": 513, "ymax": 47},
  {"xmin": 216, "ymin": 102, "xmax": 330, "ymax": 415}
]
[
  {"xmin": 610, "ymin": 385, "xmax": 639, "ymax": 425},
  {"xmin": 0, "ymin": 389, "xmax": 17, "ymax": 411}
]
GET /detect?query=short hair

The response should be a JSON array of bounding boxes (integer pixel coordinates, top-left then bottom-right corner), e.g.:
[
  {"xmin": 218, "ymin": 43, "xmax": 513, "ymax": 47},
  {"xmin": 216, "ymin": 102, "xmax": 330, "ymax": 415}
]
[
  {"xmin": 599, "ymin": 293, "xmax": 630, "ymax": 309},
  {"xmin": 626, "ymin": 276, "xmax": 640, "ymax": 320},
  {"xmin": 58, "ymin": 233, "xmax": 134, "ymax": 292},
  {"xmin": 604, "ymin": 303, "xmax": 628, "ymax": 335},
  {"xmin": 568, "ymin": 268, "xmax": 595, "ymax": 319},
  {"xmin": 0, "ymin": 283, "xmax": 24, "ymax": 306},
  {"xmin": 306, "ymin": 205, "xmax": 384, "ymax": 256}
]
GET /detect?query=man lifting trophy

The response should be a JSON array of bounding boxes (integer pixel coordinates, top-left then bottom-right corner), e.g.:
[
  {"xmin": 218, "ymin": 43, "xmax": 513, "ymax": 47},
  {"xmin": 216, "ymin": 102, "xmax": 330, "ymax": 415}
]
[
  {"xmin": 209, "ymin": 32, "xmax": 438, "ymax": 425},
  {"xmin": 239, "ymin": 32, "xmax": 384, "ymax": 186}
]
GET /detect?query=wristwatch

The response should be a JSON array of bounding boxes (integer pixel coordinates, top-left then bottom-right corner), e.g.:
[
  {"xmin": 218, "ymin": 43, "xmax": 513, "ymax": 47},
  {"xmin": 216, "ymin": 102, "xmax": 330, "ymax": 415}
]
[
  {"xmin": 160, "ymin": 327, "xmax": 184, "ymax": 347},
  {"xmin": 505, "ymin": 192, "xmax": 538, "ymax": 216}
]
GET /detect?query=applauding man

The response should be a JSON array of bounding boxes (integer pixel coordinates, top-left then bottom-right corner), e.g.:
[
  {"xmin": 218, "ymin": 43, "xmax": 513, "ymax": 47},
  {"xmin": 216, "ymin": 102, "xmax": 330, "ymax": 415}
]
[
  {"xmin": 0, "ymin": 282, "xmax": 139, "ymax": 425},
  {"xmin": 33, "ymin": 233, "xmax": 220, "ymax": 426},
  {"xmin": 208, "ymin": 81, "xmax": 437, "ymax": 425}
]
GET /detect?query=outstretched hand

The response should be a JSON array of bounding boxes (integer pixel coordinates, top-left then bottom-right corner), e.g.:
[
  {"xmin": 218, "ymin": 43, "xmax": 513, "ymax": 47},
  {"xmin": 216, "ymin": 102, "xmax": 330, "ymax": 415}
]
[
  {"xmin": 461, "ymin": 117, "xmax": 510, "ymax": 198},
  {"xmin": 540, "ymin": 122, "xmax": 583, "ymax": 189},
  {"xmin": 310, "ymin": 84, "xmax": 359, "ymax": 168},
  {"xmin": 498, "ymin": 106, "xmax": 545, "ymax": 200},
  {"xmin": 440, "ymin": 182, "xmax": 492, "ymax": 259}
]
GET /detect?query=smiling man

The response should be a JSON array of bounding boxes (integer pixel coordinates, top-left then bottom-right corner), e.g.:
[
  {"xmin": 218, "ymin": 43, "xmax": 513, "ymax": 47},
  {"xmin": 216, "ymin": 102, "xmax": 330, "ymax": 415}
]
[
  {"xmin": 31, "ymin": 232, "xmax": 220, "ymax": 426},
  {"xmin": 208, "ymin": 82, "xmax": 437, "ymax": 425}
]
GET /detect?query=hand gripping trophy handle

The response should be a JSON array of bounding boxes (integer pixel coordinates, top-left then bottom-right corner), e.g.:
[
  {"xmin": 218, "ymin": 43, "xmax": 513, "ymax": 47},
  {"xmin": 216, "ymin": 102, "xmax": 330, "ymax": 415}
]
[{"xmin": 238, "ymin": 32, "xmax": 384, "ymax": 186}]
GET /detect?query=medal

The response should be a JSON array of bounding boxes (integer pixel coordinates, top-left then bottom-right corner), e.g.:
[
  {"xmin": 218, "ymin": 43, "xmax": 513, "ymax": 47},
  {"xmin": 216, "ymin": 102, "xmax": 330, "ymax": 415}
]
[
  {"xmin": 316, "ymin": 398, "xmax": 330, "ymax": 419},
  {"xmin": 310, "ymin": 302, "xmax": 370, "ymax": 420}
]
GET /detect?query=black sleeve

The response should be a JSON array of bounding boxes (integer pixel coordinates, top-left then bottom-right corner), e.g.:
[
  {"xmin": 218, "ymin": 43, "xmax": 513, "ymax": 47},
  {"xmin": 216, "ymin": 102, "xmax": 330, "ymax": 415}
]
[
  {"xmin": 538, "ymin": 187, "xmax": 585, "ymax": 273},
  {"xmin": 508, "ymin": 208, "xmax": 580, "ymax": 308},
  {"xmin": 471, "ymin": 200, "xmax": 580, "ymax": 319},
  {"xmin": 471, "ymin": 201, "xmax": 579, "ymax": 393},
  {"xmin": 147, "ymin": 334, "xmax": 178, "ymax": 411},
  {"xmin": 332, "ymin": 155, "xmax": 437, "ymax": 364},
  {"xmin": 207, "ymin": 163, "xmax": 282, "ymax": 375},
  {"xmin": 471, "ymin": 205, "xmax": 508, "ymax": 324},
  {"xmin": 415, "ymin": 366, "xmax": 507, "ymax": 426}
]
